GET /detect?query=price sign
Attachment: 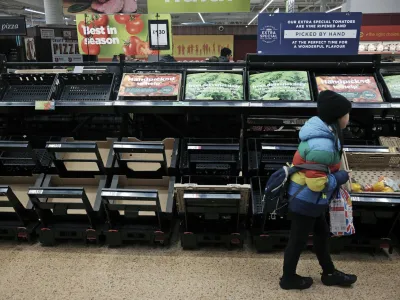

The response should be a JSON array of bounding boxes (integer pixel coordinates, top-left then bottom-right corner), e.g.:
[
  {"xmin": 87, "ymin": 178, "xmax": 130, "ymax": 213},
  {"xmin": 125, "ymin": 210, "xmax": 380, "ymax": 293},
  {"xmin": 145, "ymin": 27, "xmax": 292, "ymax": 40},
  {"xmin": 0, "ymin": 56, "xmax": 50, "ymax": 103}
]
[
  {"xmin": 40, "ymin": 28, "xmax": 55, "ymax": 39},
  {"xmin": 148, "ymin": 20, "xmax": 170, "ymax": 50}
]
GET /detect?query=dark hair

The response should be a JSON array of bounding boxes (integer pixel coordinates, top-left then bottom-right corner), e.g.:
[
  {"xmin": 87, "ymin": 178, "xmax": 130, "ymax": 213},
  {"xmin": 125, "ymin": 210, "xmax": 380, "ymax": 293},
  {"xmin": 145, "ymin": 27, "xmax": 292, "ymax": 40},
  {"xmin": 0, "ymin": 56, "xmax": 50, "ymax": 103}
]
[
  {"xmin": 220, "ymin": 47, "xmax": 232, "ymax": 57},
  {"xmin": 208, "ymin": 56, "xmax": 219, "ymax": 62},
  {"xmin": 332, "ymin": 121, "xmax": 344, "ymax": 156}
]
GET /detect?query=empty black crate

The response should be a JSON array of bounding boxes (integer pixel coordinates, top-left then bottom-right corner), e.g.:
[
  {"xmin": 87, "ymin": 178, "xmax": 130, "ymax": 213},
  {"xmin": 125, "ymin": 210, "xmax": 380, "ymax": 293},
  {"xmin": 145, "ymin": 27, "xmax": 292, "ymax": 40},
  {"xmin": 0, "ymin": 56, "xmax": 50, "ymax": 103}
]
[
  {"xmin": 180, "ymin": 138, "xmax": 242, "ymax": 176},
  {"xmin": 0, "ymin": 174, "xmax": 44, "ymax": 241},
  {"xmin": 250, "ymin": 176, "xmax": 292, "ymax": 252},
  {"xmin": 0, "ymin": 73, "xmax": 56, "ymax": 101},
  {"xmin": 175, "ymin": 175, "xmax": 250, "ymax": 249},
  {"xmin": 247, "ymin": 139, "xmax": 296, "ymax": 176},
  {"xmin": 102, "ymin": 176, "xmax": 175, "ymax": 246},
  {"xmin": 52, "ymin": 73, "xmax": 114, "ymax": 101},
  {"xmin": 0, "ymin": 139, "xmax": 53, "ymax": 175}
]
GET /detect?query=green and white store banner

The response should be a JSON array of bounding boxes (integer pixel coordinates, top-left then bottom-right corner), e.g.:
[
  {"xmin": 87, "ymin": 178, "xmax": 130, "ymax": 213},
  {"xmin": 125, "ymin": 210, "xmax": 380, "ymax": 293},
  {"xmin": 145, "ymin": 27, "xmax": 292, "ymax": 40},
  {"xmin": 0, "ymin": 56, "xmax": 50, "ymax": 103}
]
[{"xmin": 148, "ymin": 0, "xmax": 250, "ymax": 13}]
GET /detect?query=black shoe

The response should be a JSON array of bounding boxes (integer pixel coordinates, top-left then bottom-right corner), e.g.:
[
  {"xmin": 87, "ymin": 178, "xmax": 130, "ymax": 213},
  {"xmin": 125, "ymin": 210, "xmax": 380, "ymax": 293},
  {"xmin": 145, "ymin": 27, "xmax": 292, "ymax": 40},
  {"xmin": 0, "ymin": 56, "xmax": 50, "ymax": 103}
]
[
  {"xmin": 321, "ymin": 270, "xmax": 357, "ymax": 287},
  {"xmin": 280, "ymin": 274, "xmax": 313, "ymax": 290}
]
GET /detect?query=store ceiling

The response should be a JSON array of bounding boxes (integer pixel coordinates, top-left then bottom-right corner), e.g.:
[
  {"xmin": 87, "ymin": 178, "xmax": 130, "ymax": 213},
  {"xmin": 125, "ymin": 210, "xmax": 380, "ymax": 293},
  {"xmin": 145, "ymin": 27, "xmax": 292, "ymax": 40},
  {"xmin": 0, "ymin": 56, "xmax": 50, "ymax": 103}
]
[{"xmin": 0, "ymin": 0, "xmax": 344, "ymax": 26}]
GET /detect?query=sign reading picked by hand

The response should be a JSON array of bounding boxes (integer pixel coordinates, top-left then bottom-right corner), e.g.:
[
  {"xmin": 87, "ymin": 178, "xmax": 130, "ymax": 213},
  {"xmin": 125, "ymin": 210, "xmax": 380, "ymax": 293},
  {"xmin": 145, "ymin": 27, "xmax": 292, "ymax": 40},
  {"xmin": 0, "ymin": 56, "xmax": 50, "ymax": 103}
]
[{"xmin": 257, "ymin": 12, "xmax": 362, "ymax": 56}]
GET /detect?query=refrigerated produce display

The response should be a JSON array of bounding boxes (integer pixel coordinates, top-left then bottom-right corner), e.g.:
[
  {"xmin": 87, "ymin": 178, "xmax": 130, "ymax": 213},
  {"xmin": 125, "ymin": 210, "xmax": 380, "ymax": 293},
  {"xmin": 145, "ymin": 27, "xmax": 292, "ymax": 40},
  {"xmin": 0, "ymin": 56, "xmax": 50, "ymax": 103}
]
[
  {"xmin": 316, "ymin": 75, "xmax": 384, "ymax": 102},
  {"xmin": 249, "ymin": 71, "xmax": 312, "ymax": 101},
  {"xmin": 0, "ymin": 55, "xmax": 399, "ymax": 254},
  {"xmin": 184, "ymin": 72, "xmax": 244, "ymax": 101}
]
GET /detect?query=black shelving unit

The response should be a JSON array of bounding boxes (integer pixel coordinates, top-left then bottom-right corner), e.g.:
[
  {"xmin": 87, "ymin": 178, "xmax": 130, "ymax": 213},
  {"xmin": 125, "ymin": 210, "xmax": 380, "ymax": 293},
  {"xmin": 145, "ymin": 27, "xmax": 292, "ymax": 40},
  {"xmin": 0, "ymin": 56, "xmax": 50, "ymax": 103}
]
[{"xmin": 0, "ymin": 56, "xmax": 398, "ymax": 253}]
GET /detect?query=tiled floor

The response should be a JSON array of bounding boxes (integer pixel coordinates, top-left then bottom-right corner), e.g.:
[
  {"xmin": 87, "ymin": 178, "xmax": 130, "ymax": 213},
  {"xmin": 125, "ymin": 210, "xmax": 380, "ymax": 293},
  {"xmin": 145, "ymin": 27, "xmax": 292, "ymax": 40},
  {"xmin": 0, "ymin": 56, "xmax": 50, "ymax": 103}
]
[{"xmin": 0, "ymin": 240, "xmax": 399, "ymax": 300}]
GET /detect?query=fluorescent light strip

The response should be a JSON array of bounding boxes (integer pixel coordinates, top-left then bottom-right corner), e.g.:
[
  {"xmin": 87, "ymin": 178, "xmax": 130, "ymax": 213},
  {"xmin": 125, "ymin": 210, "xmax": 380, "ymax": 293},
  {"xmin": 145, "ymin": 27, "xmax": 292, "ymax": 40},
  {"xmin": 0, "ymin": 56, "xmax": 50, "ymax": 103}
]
[
  {"xmin": 326, "ymin": 5, "xmax": 342, "ymax": 13},
  {"xmin": 198, "ymin": 12, "xmax": 205, "ymax": 23},
  {"xmin": 248, "ymin": 0, "xmax": 274, "ymax": 26},
  {"xmin": 24, "ymin": 8, "xmax": 45, "ymax": 15}
]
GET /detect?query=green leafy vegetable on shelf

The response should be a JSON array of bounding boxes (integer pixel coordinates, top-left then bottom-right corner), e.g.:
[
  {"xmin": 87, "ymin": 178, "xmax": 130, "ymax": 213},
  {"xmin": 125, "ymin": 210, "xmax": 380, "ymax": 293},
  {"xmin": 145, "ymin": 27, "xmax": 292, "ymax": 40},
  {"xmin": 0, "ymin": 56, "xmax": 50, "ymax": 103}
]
[
  {"xmin": 185, "ymin": 72, "xmax": 244, "ymax": 101},
  {"xmin": 249, "ymin": 71, "xmax": 311, "ymax": 101},
  {"xmin": 384, "ymin": 75, "xmax": 400, "ymax": 98}
]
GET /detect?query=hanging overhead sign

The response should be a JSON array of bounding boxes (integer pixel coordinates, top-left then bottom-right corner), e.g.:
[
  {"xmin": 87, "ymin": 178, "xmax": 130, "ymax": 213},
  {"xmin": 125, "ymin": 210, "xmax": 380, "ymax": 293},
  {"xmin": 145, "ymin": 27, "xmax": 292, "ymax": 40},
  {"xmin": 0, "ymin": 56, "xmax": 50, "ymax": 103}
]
[
  {"xmin": 257, "ymin": 12, "xmax": 362, "ymax": 55},
  {"xmin": 147, "ymin": 0, "xmax": 250, "ymax": 13},
  {"xmin": 63, "ymin": 0, "xmax": 138, "ymax": 15},
  {"xmin": 76, "ymin": 13, "xmax": 172, "ymax": 58},
  {"xmin": 0, "ymin": 16, "xmax": 26, "ymax": 36}
]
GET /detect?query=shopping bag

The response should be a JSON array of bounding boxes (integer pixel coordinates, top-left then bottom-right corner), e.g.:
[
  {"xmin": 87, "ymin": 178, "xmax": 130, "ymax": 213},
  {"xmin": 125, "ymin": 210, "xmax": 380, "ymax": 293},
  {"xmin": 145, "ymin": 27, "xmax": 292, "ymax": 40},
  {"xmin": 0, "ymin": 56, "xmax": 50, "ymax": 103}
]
[{"xmin": 329, "ymin": 187, "xmax": 355, "ymax": 236}]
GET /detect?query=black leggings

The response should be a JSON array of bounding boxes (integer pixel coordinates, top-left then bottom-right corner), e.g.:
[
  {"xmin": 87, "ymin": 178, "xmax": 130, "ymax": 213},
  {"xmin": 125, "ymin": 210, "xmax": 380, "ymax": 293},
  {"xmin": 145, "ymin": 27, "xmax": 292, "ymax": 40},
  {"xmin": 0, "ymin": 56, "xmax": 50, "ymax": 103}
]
[{"xmin": 283, "ymin": 212, "xmax": 335, "ymax": 278}]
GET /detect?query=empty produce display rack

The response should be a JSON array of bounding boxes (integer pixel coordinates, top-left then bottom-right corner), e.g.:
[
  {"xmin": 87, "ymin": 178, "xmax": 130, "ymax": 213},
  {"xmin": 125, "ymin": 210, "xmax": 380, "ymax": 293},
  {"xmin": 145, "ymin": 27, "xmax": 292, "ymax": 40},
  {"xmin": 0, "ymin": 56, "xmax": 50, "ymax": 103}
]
[{"xmin": 0, "ymin": 56, "xmax": 398, "ymax": 253}]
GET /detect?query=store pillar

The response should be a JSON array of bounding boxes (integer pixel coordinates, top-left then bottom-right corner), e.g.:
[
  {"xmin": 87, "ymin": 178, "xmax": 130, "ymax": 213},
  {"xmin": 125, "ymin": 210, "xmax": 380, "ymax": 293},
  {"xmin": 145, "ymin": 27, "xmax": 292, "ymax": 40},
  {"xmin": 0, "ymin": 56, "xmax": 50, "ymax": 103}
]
[
  {"xmin": 44, "ymin": 0, "xmax": 64, "ymax": 24},
  {"xmin": 343, "ymin": 0, "xmax": 400, "ymax": 13},
  {"xmin": 320, "ymin": 0, "xmax": 327, "ymax": 12}
]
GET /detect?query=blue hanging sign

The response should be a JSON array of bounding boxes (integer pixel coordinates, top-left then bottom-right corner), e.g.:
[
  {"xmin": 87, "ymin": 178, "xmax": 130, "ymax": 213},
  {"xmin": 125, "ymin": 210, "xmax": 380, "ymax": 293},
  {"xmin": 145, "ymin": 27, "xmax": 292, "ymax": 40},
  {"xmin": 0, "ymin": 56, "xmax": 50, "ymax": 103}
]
[{"xmin": 257, "ymin": 12, "xmax": 362, "ymax": 55}]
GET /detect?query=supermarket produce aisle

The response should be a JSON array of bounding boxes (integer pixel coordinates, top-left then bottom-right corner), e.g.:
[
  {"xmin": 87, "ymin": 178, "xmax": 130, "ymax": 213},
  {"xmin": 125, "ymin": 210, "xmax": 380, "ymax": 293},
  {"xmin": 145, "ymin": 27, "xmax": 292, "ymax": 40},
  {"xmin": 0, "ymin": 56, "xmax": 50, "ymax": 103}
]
[{"xmin": 0, "ymin": 241, "xmax": 399, "ymax": 300}]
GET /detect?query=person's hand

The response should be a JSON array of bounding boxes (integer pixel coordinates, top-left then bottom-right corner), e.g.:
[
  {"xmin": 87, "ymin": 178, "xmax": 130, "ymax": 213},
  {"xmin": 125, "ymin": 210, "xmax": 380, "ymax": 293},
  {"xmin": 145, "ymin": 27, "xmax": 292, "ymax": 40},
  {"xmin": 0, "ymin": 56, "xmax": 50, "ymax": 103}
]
[{"xmin": 333, "ymin": 170, "xmax": 350, "ymax": 186}]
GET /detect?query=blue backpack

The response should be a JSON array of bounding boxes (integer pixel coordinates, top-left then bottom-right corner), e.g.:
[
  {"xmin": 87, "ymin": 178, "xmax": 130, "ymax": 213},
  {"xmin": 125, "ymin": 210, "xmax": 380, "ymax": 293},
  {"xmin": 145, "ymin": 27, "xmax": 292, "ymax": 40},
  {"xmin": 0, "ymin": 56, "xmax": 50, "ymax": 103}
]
[{"xmin": 262, "ymin": 164, "xmax": 330, "ymax": 217}]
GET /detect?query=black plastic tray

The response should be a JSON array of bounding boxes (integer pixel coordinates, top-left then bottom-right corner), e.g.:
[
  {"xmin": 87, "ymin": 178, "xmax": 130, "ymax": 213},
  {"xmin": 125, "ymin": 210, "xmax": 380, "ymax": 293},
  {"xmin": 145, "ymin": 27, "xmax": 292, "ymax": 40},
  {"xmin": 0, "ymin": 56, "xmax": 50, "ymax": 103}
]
[
  {"xmin": 0, "ymin": 73, "xmax": 56, "ymax": 101},
  {"xmin": 180, "ymin": 138, "xmax": 242, "ymax": 176},
  {"xmin": 29, "ymin": 175, "xmax": 107, "ymax": 246},
  {"xmin": 52, "ymin": 73, "xmax": 115, "ymax": 101},
  {"xmin": 247, "ymin": 139, "xmax": 297, "ymax": 176},
  {"xmin": 0, "ymin": 139, "xmax": 53, "ymax": 175}
]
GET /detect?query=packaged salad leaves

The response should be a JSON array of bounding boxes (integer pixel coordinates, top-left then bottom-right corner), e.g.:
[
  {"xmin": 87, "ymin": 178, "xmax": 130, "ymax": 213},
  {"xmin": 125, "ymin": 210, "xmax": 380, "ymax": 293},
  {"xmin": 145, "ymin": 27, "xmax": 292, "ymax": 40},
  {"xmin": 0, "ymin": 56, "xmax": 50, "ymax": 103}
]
[
  {"xmin": 185, "ymin": 72, "xmax": 244, "ymax": 101},
  {"xmin": 383, "ymin": 74, "xmax": 400, "ymax": 99},
  {"xmin": 249, "ymin": 71, "xmax": 312, "ymax": 101}
]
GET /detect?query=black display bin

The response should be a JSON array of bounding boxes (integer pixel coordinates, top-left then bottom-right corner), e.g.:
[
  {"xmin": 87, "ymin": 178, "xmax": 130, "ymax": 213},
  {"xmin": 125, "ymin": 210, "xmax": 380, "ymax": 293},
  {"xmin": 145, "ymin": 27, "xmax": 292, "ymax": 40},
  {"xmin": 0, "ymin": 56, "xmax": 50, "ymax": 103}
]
[
  {"xmin": 247, "ymin": 139, "xmax": 297, "ymax": 177},
  {"xmin": 180, "ymin": 138, "xmax": 242, "ymax": 176},
  {"xmin": 0, "ymin": 139, "xmax": 53, "ymax": 176},
  {"xmin": 46, "ymin": 138, "xmax": 117, "ymax": 177},
  {"xmin": 112, "ymin": 137, "xmax": 179, "ymax": 177},
  {"xmin": 29, "ymin": 175, "xmax": 107, "ymax": 245},
  {"xmin": 0, "ymin": 73, "xmax": 56, "ymax": 102},
  {"xmin": 250, "ymin": 176, "xmax": 292, "ymax": 252},
  {"xmin": 329, "ymin": 202, "xmax": 400, "ymax": 254},
  {"xmin": 50, "ymin": 73, "xmax": 115, "ymax": 101},
  {"xmin": 0, "ymin": 174, "xmax": 44, "ymax": 241},
  {"xmin": 175, "ymin": 176, "xmax": 250, "ymax": 249},
  {"xmin": 102, "ymin": 176, "xmax": 175, "ymax": 246}
]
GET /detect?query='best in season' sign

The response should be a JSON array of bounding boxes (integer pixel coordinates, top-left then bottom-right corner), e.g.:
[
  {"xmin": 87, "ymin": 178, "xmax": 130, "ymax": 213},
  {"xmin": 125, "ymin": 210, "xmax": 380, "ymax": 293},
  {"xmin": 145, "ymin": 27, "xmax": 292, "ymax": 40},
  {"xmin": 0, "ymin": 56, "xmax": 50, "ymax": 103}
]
[
  {"xmin": 257, "ymin": 13, "xmax": 362, "ymax": 55},
  {"xmin": 148, "ymin": 0, "xmax": 250, "ymax": 13},
  {"xmin": 76, "ymin": 14, "xmax": 172, "ymax": 58}
]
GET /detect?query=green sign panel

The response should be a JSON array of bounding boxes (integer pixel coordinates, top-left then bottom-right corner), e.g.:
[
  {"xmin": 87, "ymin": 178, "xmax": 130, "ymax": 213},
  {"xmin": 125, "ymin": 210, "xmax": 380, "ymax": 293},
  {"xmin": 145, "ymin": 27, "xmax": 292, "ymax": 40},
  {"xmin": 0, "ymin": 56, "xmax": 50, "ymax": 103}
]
[{"xmin": 148, "ymin": 0, "xmax": 250, "ymax": 13}]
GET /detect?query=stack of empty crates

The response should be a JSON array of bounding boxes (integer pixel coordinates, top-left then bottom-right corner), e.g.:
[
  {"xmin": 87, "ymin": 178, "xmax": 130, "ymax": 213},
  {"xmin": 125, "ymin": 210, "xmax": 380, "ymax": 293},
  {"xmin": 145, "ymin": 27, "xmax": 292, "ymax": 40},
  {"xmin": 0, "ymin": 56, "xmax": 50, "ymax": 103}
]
[{"xmin": 176, "ymin": 138, "xmax": 250, "ymax": 249}]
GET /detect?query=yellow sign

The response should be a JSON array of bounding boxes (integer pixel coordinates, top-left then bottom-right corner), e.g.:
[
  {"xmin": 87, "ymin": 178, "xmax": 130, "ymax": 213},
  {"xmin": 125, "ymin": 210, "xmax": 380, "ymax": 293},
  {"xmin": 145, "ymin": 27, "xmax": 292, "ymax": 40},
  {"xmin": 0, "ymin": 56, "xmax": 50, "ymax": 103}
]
[{"xmin": 173, "ymin": 35, "xmax": 233, "ymax": 60}]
